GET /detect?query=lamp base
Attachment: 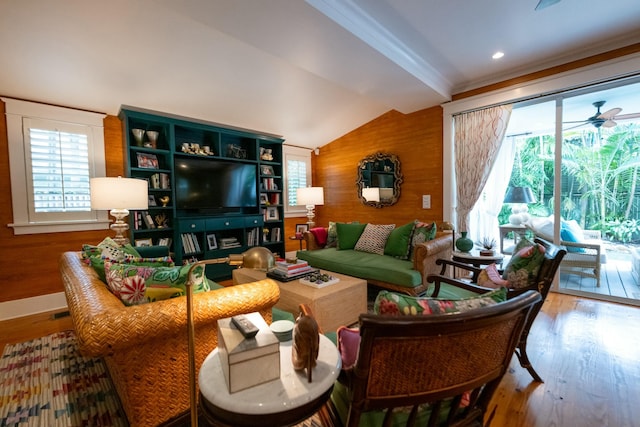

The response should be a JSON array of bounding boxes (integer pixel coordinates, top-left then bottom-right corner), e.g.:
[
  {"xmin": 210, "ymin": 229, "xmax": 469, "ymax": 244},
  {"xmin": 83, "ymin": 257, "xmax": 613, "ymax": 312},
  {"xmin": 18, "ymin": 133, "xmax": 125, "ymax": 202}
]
[
  {"xmin": 305, "ymin": 205, "xmax": 316, "ymax": 229},
  {"xmin": 109, "ymin": 209, "xmax": 130, "ymax": 246}
]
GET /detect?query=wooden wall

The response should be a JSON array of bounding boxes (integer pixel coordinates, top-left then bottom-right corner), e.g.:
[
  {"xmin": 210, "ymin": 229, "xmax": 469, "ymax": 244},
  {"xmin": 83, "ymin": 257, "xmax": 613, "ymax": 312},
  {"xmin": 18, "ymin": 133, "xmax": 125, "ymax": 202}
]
[
  {"xmin": 0, "ymin": 101, "xmax": 124, "ymax": 302},
  {"xmin": 311, "ymin": 107, "xmax": 443, "ymax": 227}
]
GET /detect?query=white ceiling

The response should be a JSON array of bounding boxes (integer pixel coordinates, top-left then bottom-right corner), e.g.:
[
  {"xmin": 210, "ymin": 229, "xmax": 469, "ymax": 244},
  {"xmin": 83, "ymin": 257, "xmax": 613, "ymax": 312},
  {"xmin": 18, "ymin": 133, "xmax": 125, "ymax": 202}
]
[{"xmin": 1, "ymin": 0, "xmax": 639, "ymax": 149}]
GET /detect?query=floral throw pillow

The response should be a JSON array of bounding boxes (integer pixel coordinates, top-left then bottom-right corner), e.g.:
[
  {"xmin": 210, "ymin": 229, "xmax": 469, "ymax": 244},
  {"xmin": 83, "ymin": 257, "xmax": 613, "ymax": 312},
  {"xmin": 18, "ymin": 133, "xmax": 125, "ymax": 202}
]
[
  {"xmin": 409, "ymin": 221, "xmax": 437, "ymax": 261},
  {"xmin": 501, "ymin": 240, "xmax": 546, "ymax": 289},
  {"xmin": 477, "ymin": 263, "xmax": 510, "ymax": 289},
  {"xmin": 373, "ymin": 288, "xmax": 507, "ymax": 316},
  {"xmin": 105, "ymin": 262, "xmax": 210, "ymax": 306}
]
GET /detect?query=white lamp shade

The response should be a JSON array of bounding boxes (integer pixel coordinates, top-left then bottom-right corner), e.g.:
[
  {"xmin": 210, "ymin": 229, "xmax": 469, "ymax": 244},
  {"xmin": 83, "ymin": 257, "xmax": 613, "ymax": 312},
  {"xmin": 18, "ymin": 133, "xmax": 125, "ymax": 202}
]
[
  {"xmin": 362, "ymin": 187, "xmax": 380, "ymax": 202},
  {"xmin": 296, "ymin": 187, "xmax": 324, "ymax": 206},
  {"xmin": 90, "ymin": 177, "xmax": 149, "ymax": 210}
]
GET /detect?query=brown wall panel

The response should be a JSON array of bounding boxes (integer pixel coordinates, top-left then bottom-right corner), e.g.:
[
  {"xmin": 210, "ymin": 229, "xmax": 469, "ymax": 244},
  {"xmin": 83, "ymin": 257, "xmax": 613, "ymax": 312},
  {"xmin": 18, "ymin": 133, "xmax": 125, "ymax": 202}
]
[{"xmin": 312, "ymin": 107, "xmax": 444, "ymax": 228}]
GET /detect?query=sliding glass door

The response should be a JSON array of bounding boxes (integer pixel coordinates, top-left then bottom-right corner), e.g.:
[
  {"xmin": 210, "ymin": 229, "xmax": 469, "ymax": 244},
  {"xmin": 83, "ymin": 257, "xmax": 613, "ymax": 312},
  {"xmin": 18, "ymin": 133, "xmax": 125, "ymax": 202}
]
[{"xmin": 475, "ymin": 77, "xmax": 640, "ymax": 305}]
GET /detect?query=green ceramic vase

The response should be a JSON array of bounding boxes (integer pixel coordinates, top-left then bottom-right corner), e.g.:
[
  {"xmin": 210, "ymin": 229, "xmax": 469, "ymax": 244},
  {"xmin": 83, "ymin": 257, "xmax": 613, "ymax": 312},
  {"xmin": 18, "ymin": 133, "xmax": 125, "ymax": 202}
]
[{"xmin": 455, "ymin": 231, "xmax": 474, "ymax": 252}]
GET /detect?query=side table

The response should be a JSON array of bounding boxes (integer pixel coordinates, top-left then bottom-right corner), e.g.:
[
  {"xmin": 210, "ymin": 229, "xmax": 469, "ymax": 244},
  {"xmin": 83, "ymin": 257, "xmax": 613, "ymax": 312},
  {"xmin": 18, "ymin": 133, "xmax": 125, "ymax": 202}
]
[
  {"xmin": 498, "ymin": 224, "xmax": 528, "ymax": 254},
  {"xmin": 289, "ymin": 234, "xmax": 305, "ymax": 251},
  {"xmin": 452, "ymin": 250, "xmax": 504, "ymax": 268},
  {"xmin": 199, "ymin": 334, "xmax": 341, "ymax": 427}
]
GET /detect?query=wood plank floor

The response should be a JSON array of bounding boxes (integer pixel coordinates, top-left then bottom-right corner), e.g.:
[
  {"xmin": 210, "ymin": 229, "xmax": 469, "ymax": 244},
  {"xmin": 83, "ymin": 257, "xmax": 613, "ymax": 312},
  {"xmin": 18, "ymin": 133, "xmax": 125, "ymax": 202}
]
[{"xmin": 2, "ymin": 292, "xmax": 639, "ymax": 427}]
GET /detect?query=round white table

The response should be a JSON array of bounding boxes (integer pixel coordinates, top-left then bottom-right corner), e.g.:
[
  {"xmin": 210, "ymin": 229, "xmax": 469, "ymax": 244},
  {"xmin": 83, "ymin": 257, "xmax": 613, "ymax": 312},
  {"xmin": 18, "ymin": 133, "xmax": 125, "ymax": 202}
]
[
  {"xmin": 199, "ymin": 334, "xmax": 341, "ymax": 426},
  {"xmin": 452, "ymin": 250, "xmax": 504, "ymax": 267}
]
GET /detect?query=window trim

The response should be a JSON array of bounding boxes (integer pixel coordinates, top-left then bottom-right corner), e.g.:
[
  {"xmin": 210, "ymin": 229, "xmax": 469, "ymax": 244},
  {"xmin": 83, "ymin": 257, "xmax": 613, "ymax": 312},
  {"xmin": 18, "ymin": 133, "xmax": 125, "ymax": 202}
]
[
  {"xmin": 3, "ymin": 97, "xmax": 109, "ymax": 234},
  {"xmin": 283, "ymin": 145, "xmax": 313, "ymax": 217}
]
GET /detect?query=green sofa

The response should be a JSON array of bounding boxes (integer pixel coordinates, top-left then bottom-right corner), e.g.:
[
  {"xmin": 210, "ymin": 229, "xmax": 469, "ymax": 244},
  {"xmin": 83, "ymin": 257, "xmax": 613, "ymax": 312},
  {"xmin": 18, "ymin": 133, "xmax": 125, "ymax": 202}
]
[{"xmin": 297, "ymin": 222, "xmax": 453, "ymax": 296}]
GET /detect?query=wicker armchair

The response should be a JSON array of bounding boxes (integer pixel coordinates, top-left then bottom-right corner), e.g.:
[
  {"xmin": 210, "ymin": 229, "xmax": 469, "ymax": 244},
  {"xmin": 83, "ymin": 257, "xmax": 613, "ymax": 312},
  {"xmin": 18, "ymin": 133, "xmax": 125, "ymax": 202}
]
[
  {"xmin": 320, "ymin": 291, "xmax": 541, "ymax": 426},
  {"xmin": 427, "ymin": 238, "xmax": 566, "ymax": 382},
  {"xmin": 59, "ymin": 252, "xmax": 280, "ymax": 427}
]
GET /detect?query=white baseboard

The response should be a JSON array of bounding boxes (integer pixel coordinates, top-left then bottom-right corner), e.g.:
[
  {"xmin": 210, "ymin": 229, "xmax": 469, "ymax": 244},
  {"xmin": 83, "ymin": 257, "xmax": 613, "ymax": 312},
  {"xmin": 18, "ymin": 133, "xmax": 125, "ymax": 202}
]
[{"xmin": 0, "ymin": 292, "xmax": 68, "ymax": 321}]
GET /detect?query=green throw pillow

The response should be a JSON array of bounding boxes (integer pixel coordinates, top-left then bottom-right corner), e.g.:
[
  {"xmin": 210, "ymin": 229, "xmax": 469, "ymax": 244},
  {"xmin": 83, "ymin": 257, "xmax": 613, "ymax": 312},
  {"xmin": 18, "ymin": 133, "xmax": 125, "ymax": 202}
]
[
  {"xmin": 105, "ymin": 262, "xmax": 211, "ymax": 306},
  {"xmin": 336, "ymin": 222, "xmax": 367, "ymax": 250},
  {"xmin": 89, "ymin": 255, "xmax": 174, "ymax": 283},
  {"xmin": 373, "ymin": 287, "xmax": 507, "ymax": 316},
  {"xmin": 384, "ymin": 221, "xmax": 416, "ymax": 259}
]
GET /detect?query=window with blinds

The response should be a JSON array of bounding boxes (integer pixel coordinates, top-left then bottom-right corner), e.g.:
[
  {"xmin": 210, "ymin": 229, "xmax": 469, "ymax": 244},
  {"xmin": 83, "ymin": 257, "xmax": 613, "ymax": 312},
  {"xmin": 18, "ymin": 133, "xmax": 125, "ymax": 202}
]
[
  {"xmin": 4, "ymin": 97, "xmax": 107, "ymax": 235},
  {"xmin": 28, "ymin": 127, "xmax": 91, "ymax": 213},
  {"xmin": 283, "ymin": 146, "xmax": 312, "ymax": 216}
]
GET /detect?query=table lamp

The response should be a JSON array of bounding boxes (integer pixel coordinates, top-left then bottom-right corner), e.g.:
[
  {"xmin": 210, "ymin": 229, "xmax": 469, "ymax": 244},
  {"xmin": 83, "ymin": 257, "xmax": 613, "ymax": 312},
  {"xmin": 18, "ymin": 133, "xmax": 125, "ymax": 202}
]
[
  {"xmin": 504, "ymin": 186, "xmax": 536, "ymax": 225},
  {"xmin": 296, "ymin": 187, "xmax": 324, "ymax": 228},
  {"xmin": 90, "ymin": 176, "xmax": 148, "ymax": 245},
  {"xmin": 185, "ymin": 246, "xmax": 276, "ymax": 426}
]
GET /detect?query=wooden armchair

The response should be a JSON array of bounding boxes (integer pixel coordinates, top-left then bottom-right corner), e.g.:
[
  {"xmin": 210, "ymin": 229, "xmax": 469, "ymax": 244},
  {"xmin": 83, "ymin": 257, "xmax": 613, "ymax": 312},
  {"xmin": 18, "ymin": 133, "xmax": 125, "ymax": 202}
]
[
  {"xmin": 320, "ymin": 291, "xmax": 541, "ymax": 426},
  {"xmin": 427, "ymin": 238, "xmax": 566, "ymax": 382}
]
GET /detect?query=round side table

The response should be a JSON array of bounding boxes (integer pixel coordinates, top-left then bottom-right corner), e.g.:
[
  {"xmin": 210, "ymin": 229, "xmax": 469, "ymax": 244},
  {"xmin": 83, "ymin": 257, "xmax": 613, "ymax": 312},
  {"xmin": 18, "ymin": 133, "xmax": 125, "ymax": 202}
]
[
  {"xmin": 199, "ymin": 334, "xmax": 341, "ymax": 427},
  {"xmin": 452, "ymin": 250, "xmax": 504, "ymax": 268}
]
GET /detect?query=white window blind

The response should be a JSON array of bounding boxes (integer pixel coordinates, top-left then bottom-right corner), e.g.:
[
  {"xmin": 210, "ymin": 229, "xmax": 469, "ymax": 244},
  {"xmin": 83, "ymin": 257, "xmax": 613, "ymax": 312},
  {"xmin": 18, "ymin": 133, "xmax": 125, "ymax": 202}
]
[
  {"xmin": 283, "ymin": 145, "xmax": 312, "ymax": 216},
  {"xmin": 27, "ymin": 127, "xmax": 91, "ymax": 213}
]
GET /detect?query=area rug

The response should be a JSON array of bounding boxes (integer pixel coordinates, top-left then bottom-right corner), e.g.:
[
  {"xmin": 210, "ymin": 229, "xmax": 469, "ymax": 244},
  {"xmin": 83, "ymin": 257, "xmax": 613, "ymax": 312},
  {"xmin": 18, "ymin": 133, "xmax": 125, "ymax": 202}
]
[{"xmin": 0, "ymin": 331, "xmax": 323, "ymax": 427}]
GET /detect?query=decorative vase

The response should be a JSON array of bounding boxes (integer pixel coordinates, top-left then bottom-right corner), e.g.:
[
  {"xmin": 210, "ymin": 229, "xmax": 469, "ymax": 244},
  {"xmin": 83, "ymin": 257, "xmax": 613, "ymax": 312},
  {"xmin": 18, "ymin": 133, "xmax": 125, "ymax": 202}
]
[{"xmin": 455, "ymin": 231, "xmax": 474, "ymax": 253}]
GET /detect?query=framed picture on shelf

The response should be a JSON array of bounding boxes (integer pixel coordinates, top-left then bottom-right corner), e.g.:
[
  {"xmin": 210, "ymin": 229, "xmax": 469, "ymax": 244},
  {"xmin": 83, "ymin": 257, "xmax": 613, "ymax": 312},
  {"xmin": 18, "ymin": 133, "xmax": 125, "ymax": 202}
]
[
  {"xmin": 148, "ymin": 195, "xmax": 157, "ymax": 206},
  {"xmin": 266, "ymin": 206, "xmax": 279, "ymax": 220},
  {"xmin": 135, "ymin": 238, "xmax": 153, "ymax": 247},
  {"xmin": 261, "ymin": 165, "xmax": 274, "ymax": 176},
  {"xmin": 207, "ymin": 234, "xmax": 218, "ymax": 250},
  {"xmin": 259, "ymin": 193, "xmax": 269, "ymax": 205},
  {"xmin": 137, "ymin": 152, "xmax": 159, "ymax": 169},
  {"xmin": 295, "ymin": 224, "xmax": 309, "ymax": 234}
]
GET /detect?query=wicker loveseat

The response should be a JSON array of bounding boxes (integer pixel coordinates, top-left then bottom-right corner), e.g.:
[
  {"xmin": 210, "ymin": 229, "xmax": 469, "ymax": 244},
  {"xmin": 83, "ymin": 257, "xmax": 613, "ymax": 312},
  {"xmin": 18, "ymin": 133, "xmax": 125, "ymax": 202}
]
[{"xmin": 59, "ymin": 251, "xmax": 280, "ymax": 427}]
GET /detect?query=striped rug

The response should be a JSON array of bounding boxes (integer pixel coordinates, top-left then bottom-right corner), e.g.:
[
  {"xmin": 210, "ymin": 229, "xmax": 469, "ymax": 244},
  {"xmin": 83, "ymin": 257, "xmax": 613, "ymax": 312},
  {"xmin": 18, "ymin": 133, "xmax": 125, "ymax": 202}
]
[{"xmin": 0, "ymin": 331, "xmax": 323, "ymax": 427}]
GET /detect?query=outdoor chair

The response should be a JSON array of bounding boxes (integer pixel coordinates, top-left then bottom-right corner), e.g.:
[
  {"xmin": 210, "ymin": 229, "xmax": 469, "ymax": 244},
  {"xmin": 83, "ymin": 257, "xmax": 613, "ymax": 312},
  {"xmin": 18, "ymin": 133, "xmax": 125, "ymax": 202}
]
[
  {"xmin": 427, "ymin": 237, "xmax": 566, "ymax": 383},
  {"xmin": 313, "ymin": 291, "xmax": 541, "ymax": 426}
]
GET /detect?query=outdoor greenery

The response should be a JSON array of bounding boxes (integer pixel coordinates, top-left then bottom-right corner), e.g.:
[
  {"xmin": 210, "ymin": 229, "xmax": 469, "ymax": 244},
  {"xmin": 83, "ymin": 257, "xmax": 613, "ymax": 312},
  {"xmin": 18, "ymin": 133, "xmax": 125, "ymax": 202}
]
[{"xmin": 502, "ymin": 123, "xmax": 640, "ymax": 243}]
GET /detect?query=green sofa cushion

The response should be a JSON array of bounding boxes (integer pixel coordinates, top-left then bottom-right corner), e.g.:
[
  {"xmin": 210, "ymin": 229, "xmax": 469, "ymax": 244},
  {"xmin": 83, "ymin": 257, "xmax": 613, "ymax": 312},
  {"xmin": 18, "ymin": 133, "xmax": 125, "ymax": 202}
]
[
  {"xmin": 383, "ymin": 221, "xmax": 415, "ymax": 259},
  {"xmin": 297, "ymin": 248, "xmax": 421, "ymax": 288},
  {"xmin": 336, "ymin": 223, "xmax": 367, "ymax": 250}
]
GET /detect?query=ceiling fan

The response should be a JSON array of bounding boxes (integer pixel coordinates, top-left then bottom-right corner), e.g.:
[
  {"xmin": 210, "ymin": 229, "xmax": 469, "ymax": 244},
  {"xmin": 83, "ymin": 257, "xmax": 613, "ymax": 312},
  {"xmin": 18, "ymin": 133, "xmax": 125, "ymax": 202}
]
[{"xmin": 563, "ymin": 101, "xmax": 640, "ymax": 130}]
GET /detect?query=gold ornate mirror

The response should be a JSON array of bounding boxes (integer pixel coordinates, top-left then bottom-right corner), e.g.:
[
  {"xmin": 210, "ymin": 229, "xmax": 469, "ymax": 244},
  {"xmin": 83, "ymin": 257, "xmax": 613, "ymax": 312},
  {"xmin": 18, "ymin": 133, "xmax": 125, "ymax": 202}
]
[{"xmin": 356, "ymin": 152, "xmax": 403, "ymax": 208}]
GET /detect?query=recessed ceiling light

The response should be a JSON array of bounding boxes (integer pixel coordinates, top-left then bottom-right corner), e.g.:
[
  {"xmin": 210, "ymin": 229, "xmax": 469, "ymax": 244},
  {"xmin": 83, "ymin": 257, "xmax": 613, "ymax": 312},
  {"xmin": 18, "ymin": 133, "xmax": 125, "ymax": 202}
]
[{"xmin": 492, "ymin": 51, "xmax": 504, "ymax": 60}]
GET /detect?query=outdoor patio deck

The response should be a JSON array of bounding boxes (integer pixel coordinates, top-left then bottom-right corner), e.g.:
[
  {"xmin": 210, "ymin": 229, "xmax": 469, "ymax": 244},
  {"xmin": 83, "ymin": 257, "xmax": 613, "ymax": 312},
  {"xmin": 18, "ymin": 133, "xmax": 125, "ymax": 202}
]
[{"xmin": 557, "ymin": 246, "xmax": 640, "ymax": 306}]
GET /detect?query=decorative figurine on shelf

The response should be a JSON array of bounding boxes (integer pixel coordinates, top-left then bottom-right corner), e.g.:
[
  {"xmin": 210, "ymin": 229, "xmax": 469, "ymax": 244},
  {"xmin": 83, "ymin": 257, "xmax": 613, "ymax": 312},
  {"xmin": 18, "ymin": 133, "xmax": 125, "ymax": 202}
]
[
  {"xmin": 154, "ymin": 213, "xmax": 169, "ymax": 229},
  {"xmin": 159, "ymin": 196, "xmax": 170, "ymax": 207},
  {"xmin": 260, "ymin": 147, "xmax": 273, "ymax": 161},
  {"xmin": 292, "ymin": 308, "xmax": 320, "ymax": 383}
]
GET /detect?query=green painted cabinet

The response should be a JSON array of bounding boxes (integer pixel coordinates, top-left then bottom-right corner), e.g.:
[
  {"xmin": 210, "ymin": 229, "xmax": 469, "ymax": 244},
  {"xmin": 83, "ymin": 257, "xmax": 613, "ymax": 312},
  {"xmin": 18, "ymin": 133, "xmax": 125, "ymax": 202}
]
[{"xmin": 120, "ymin": 106, "xmax": 285, "ymax": 280}]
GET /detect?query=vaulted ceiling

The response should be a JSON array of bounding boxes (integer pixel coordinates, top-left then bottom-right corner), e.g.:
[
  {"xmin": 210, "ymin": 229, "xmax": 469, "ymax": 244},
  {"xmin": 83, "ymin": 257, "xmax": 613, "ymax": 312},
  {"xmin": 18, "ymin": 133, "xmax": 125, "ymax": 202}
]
[{"xmin": 1, "ymin": 0, "xmax": 639, "ymax": 148}]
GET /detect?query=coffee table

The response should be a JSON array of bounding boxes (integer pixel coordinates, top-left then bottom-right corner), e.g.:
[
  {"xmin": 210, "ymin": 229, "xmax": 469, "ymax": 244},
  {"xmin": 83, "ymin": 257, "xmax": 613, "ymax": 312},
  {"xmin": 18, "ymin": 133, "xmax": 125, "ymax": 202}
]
[{"xmin": 233, "ymin": 268, "xmax": 367, "ymax": 332}]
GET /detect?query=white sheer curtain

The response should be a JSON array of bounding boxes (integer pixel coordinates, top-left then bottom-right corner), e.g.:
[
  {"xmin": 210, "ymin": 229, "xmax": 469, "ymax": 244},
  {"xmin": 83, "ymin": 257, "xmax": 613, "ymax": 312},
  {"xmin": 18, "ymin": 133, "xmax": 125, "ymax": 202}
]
[
  {"xmin": 468, "ymin": 137, "xmax": 516, "ymax": 245},
  {"xmin": 454, "ymin": 105, "xmax": 512, "ymax": 234}
]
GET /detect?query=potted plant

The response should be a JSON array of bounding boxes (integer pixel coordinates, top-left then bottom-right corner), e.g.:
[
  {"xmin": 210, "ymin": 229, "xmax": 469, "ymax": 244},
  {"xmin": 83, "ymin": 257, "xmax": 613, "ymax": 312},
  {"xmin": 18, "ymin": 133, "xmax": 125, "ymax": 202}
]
[{"xmin": 479, "ymin": 237, "xmax": 496, "ymax": 256}]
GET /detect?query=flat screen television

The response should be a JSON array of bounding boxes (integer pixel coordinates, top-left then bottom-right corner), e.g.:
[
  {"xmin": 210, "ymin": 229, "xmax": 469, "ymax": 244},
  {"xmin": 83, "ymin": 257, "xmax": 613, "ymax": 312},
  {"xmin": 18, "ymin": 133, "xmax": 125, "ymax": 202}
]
[{"xmin": 175, "ymin": 157, "xmax": 257, "ymax": 211}]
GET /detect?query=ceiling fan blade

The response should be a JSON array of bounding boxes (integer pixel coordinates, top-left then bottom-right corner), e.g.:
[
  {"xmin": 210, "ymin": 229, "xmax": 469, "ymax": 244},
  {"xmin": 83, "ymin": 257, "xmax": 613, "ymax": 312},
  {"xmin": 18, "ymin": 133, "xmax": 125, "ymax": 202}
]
[
  {"xmin": 563, "ymin": 123, "xmax": 587, "ymax": 131},
  {"xmin": 535, "ymin": 0, "xmax": 561, "ymax": 10},
  {"xmin": 598, "ymin": 107, "xmax": 622, "ymax": 119},
  {"xmin": 602, "ymin": 120, "xmax": 617, "ymax": 128},
  {"xmin": 613, "ymin": 112, "xmax": 640, "ymax": 120}
]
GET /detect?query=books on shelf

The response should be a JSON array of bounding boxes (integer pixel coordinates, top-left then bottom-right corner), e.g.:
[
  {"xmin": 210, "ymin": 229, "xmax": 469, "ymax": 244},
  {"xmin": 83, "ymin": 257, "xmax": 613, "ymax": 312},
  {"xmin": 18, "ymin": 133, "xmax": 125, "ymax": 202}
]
[
  {"xmin": 247, "ymin": 227, "xmax": 260, "ymax": 246},
  {"xmin": 270, "ymin": 227, "xmax": 281, "ymax": 242},
  {"xmin": 149, "ymin": 173, "xmax": 171, "ymax": 190},
  {"xmin": 220, "ymin": 237, "xmax": 241, "ymax": 249},
  {"xmin": 181, "ymin": 233, "xmax": 201, "ymax": 254}
]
